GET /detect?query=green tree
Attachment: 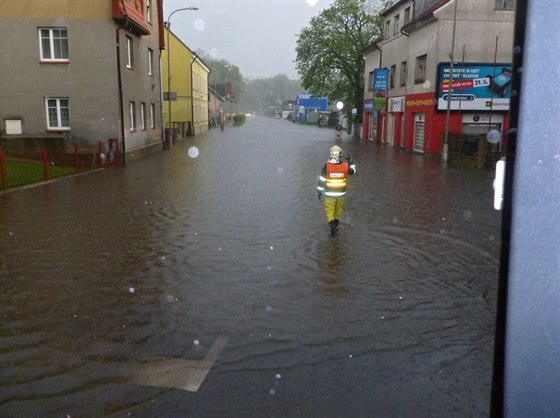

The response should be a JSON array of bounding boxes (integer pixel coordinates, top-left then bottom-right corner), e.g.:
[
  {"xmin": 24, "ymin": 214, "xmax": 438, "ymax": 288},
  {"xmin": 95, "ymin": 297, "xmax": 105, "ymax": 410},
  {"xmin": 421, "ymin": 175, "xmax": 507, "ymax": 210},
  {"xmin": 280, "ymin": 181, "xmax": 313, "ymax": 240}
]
[{"xmin": 295, "ymin": 0, "xmax": 387, "ymax": 124}]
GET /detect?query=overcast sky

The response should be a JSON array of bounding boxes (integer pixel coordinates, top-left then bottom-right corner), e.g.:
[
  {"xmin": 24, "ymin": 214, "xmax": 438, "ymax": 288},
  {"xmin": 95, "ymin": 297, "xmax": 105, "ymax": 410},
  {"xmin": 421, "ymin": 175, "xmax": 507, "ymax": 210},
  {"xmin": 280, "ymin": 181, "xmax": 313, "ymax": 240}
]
[{"xmin": 163, "ymin": 0, "xmax": 336, "ymax": 79}]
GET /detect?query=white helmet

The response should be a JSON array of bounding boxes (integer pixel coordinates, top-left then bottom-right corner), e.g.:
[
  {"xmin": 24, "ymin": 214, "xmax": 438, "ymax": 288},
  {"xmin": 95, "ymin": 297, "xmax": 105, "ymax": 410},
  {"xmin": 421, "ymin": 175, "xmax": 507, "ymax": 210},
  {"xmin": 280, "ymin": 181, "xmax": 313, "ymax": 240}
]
[{"xmin": 329, "ymin": 145, "xmax": 343, "ymax": 159}]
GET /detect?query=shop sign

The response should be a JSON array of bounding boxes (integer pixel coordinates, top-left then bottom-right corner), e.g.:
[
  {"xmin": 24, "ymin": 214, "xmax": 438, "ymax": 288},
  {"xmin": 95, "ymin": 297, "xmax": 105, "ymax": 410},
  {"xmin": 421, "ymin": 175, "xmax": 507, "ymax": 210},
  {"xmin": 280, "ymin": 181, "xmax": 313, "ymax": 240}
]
[
  {"xmin": 436, "ymin": 62, "xmax": 512, "ymax": 111},
  {"xmin": 373, "ymin": 68, "xmax": 389, "ymax": 110},
  {"xmin": 388, "ymin": 97, "xmax": 404, "ymax": 112}
]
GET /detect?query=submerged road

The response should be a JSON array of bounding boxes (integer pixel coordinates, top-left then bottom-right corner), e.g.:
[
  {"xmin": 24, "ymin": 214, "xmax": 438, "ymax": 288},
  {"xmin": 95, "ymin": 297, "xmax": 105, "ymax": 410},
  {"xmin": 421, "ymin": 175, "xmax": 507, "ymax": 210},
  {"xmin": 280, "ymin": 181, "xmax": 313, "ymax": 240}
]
[{"xmin": 0, "ymin": 116, "xmax": 502, "ymax": 417}]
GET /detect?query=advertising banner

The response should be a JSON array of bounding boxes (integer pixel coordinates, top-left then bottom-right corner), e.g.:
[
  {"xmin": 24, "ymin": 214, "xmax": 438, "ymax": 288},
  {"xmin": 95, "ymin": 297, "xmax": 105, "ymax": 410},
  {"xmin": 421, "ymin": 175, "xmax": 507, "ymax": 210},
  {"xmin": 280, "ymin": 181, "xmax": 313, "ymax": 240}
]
[
  {"xmin": 373, "ymin": 68, "xmax": 389, "ymax": 110},
  {"xmin": 436, "ymin": 63, "xmax": 512, "ymax": 111}
]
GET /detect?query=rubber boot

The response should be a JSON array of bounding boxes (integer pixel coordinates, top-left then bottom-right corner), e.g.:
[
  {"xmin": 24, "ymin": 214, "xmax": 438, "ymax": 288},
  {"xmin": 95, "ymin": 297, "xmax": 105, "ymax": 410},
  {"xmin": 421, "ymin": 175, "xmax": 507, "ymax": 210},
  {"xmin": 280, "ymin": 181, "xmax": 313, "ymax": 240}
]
[{"xmin": 329, "ymin": 221, "xmax": 337, "ymax": 236}]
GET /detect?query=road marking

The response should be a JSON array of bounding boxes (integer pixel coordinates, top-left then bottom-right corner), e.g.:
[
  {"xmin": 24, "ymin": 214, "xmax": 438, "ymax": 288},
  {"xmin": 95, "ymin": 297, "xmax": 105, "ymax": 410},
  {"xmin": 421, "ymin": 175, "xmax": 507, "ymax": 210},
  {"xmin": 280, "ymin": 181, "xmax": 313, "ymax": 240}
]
[{"xmin": 131, "ymin": 334, "xmax": 229, "ymax": 392}]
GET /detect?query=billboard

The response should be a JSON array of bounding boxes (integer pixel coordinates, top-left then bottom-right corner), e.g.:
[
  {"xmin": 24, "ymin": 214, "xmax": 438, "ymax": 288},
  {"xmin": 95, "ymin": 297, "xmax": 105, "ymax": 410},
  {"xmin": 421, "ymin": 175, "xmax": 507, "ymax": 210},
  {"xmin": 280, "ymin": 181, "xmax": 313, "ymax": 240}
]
[
  {"xmin": 373, "ymin": 68, "xmax": 389, "ymax": 110},
  {"xmin": 436, "ymin": 63, "xmax": 512, "ymax": 111}
]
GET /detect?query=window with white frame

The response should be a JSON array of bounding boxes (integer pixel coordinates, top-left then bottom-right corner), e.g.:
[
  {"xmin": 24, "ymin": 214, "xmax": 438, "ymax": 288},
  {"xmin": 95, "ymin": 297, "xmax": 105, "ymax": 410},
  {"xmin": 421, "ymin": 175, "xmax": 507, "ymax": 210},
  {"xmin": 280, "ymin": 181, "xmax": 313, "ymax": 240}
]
[
  {"xmin": 150, "ymin": 103, "xmax": 155, "ymax": 129},
  {"xmin": 146, "ymin": 0, "xmax": 153, "ymax": 24},
  {"xmin": 148, "ymin": 48, "xmax": 153, "ymax": 76},
  {"xmin": 39, "ymin": 28, "xmax": 69, "ymax": 61},
  {"xmin": 404, "ymin": 7, "xmax": 411, "ymax": 25},
  {"xmin": 126, "ymin": 36, "xmax": 134, "ymax": 69},
  {"xmin": 415, "ymin": 54, "xmax": 427, "ymax": 83},
  {"xmin": 394, "ymin": 14, "xmax": 400, "ymax": 36},
  {"xmin": 129, "ymin": 101, "xmax": 136, "ymax": 131},
  {"xmin": 385, "ymin": 20, "xmax": 391, "ymax": 39},
  {"xmin": 390, "ymin": 64, "xmax": 396, "ymax": 89},
  {"xmin": 400, "ymin": 61, "xmax": 408, "ymax": 86},
  {"xmin": 495, "ymin": 0, "xmax": 515, "ymax": 9},
  {"xmin": 45, "ymin": 97, "xmax": 70, "ymax": 129},
  {"xmin": 140, "ymin": 103, "xmax": 146, "ymax": 130}
]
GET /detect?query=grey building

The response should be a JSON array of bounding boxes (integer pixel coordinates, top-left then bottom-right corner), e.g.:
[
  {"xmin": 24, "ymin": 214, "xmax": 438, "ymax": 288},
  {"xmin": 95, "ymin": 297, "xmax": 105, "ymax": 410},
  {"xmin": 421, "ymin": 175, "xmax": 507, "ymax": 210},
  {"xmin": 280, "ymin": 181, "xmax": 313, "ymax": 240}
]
[{"xmin": 0, "ymin": 0, "xmax": 165, "ymax": 162}]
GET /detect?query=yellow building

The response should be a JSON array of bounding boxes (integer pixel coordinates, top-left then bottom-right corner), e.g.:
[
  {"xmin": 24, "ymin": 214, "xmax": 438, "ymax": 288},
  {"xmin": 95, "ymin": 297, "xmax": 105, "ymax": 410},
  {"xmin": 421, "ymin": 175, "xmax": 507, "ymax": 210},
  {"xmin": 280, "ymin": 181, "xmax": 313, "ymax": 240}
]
[{"xmin": 162, "ymin": 27, "xmax": 209, "ymax": 139}]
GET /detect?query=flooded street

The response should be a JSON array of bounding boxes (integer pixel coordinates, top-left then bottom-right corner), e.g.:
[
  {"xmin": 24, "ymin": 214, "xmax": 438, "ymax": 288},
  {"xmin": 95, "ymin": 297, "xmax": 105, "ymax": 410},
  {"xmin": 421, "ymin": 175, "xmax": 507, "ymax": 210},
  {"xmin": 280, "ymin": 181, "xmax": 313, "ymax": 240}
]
[{"xmin": 1, "ymin": 116, "xmax": 502, "ymax": 417}]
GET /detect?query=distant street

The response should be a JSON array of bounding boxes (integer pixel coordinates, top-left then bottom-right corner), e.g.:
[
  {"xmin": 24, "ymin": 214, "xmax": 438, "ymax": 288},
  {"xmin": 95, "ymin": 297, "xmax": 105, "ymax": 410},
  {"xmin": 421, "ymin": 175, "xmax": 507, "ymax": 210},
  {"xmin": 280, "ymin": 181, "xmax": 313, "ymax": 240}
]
[{"xmin": 0, "ymin": 116, "xmax": 502, "ymax": 417}]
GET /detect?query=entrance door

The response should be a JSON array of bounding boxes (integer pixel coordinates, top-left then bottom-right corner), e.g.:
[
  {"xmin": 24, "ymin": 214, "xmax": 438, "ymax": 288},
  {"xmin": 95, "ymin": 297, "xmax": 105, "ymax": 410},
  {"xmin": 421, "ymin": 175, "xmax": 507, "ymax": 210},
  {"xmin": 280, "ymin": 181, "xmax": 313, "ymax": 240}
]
[
  {"xmin": 387, "ymin": 113, "xmax": 395, "ymax": 145},
  {"xmin": 413, "ymin": 113, "xmax": 425, "ymax": 153}
]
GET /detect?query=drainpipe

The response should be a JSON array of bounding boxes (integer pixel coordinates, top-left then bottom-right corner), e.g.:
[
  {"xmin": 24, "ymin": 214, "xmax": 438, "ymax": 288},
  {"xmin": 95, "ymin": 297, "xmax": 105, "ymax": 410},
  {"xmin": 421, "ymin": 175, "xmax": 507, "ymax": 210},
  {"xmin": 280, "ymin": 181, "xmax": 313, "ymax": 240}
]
[{"xmin": 116, "ymin": 0, "xmax": 130, "ymax": 165}]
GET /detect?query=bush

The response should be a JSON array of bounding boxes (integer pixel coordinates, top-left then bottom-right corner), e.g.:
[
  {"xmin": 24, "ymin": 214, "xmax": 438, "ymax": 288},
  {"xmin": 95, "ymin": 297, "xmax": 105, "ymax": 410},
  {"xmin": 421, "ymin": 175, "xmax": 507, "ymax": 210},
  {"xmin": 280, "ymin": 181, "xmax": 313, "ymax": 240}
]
[{"xmin": 233, "ymin": 113, "xmax": 246, "ymax": 126}]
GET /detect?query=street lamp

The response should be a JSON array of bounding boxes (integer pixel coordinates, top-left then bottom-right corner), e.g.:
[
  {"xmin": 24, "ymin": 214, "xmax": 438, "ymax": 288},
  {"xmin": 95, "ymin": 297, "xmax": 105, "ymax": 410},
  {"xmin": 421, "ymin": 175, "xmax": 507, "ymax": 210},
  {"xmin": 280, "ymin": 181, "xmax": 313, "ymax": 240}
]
[
  {"xmin": 442, "ymin": 0, "xmax": 458, "ymax": 163},
  {"xmin": 166, "ymin": 6, "xmax": 198, "ymax": 147}
]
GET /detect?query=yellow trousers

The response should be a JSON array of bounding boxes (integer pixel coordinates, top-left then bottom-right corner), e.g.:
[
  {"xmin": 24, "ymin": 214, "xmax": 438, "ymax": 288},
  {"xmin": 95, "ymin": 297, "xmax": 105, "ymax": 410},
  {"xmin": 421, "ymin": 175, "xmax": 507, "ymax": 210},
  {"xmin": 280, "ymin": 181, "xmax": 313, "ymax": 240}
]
[{"xmin": 324, "ymin": 197, "xmax": 345, "ymax": 222}]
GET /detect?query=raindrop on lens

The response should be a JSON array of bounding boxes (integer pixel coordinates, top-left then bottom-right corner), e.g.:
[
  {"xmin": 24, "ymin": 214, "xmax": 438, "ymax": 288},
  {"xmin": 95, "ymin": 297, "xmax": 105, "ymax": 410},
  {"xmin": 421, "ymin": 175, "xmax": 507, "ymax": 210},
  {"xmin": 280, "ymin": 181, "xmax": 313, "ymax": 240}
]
[
  {"xmin": 194, "ymin": 340, "xmax": 200, "ymax": 346},
  {"xmin": 188, "ymin": 146, "xmax": 200, "ymax": 158},
  {"xmin": 129, "ymin": 287, "xmax": 135, "ymax": 293},
  {"xmin": 513, "ymin": 45, "xmax": 522, "ymax": 54},
  {"xmin": 276, "ymin": 373, "xmax": 282, "ymax": 379},
  {"xmin": 193, "ymin": 18, "xmax": 205, "ymax": 31},
  {"xmin": 423, "ymin": 80, "xmax": 432, "ymax": 89},
  {"xmin": 166, "ymin": 295, "xmax": 174, "ymax": 302}
]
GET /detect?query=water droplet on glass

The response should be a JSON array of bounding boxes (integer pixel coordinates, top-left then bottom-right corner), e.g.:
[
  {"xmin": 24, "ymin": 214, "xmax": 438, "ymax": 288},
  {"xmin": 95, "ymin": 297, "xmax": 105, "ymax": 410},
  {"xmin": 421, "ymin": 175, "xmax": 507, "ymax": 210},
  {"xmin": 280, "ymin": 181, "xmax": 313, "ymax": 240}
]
[
  {"xmin": 100, "ymin": 153, "xmax": 106, "ymax": 160},
  {"xmin": 266, "ymin": 306, "xmax": 272, "ymax": 312},
  {"xmin": 276, "ymin": 373, "xmax": 282, "ymax": 379},
  {"xmin": 8, "ymin": 231, "xmax": 13, "ymax": 236},
  {"xmin": 422, "ymin": 80, "xmax": 432, "ymax": 89},
  {"xmin": 193, "ymin": 18, "xmax": 205, "ymax": 31},
  {"xmin": 218, "ymin": 247, "xmax": 222, "ymax": 251},
  {"xmin": 270, "ymin": 246, "xmax": 274, "ymax": 250},
  {"xmin": 349, "ymin": 354, "xmax": 353, "ymax": 358},
  {"xmin": 193, "ymin": 339, "xmax": 200, "ymax": 345},
  {"xmin": 129, "ymin": 287, "xmax": 135, "ymax": 293},
  {"xmin": 513, "ymin": 45, "xmax": 522, "ymax": 54},
  {"xmin": 166, "ymin": 295, "xmax": 174, "ymax": 302},
  {"xmin": 188, "ymin": 146, "xmax": 200, "ymax": 159},
  {"xmin": 269, "ymin": 389, "xmax": 276, "ymax": 395},
  {"xmin": 463, "ymin": 210, "xmax": 473, "ymax": 219},
  {"xmin": 267, "ymin": 266, "xmax": 272, "ymax": 270}
]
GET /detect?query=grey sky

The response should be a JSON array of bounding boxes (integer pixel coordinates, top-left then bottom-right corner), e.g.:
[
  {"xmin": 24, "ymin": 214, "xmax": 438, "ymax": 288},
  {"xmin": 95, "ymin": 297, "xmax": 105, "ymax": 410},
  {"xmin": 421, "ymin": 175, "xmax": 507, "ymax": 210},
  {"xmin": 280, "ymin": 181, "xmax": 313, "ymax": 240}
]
[{"xmin": 163, "ymin": 0, "xmax": 335, "ymax": 79}]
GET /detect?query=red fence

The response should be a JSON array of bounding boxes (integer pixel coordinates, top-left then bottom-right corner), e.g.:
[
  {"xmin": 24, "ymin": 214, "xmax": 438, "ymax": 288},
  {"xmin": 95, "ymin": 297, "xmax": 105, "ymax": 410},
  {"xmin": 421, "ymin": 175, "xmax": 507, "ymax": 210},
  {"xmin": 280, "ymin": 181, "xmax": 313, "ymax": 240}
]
[{"xmin": 0, "ymin": 138, "xmax": 120, "ymax": 190}]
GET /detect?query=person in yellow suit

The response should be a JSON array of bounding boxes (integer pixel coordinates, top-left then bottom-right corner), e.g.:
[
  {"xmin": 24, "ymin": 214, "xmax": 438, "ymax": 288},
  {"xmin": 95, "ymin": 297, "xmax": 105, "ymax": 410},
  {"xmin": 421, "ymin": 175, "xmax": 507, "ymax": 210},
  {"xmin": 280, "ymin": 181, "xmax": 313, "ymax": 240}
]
[{"xmin": 317, "ymin": 145, "xmax": 357, "ymax": 236}]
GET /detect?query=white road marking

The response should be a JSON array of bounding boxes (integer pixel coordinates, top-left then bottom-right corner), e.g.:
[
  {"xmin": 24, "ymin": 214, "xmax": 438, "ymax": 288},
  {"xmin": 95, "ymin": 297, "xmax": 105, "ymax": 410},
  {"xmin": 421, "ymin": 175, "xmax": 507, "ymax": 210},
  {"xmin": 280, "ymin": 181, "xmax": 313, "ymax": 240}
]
[{"xmin": 131, "ymin": 334, "xmax": 229, "ymax": 392}]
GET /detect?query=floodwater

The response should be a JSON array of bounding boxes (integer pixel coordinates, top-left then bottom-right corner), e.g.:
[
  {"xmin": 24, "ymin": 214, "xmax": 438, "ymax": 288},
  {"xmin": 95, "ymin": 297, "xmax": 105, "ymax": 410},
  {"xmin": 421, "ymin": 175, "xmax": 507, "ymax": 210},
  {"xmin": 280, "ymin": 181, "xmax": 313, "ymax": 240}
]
[{"xmin": 0, "ymin": 116, "xmax": 502, "ymax": 417}]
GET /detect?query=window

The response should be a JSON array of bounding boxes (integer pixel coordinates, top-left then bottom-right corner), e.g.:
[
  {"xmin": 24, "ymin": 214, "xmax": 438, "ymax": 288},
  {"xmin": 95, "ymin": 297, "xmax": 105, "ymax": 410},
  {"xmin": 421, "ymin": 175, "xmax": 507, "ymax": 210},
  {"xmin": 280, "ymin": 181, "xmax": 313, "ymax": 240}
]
[
  {"xmin": 146, "ymin": 0, "xmax": 153, "ymax": 24},
  {"xmin": 385, "ymin": 20, "xmax": 391, "ymax": 38},
  {"xmin": 150, "ymin": 103, "xmax": 155, "ymax": 129},
  {"xmin": 394, "ymin": 14, "xmax": 400, "ymax": 36},
  {"xmin": 39, "ymin": 28, "xmax": 69, "ymax": 61},
  {"xmin": 415, "ymin": 54, "xmax": 427, "ymax": 83},
  {"xmin": 404, "ymin": 7, "xmax": 411, "ymax": 25},
  {"xmin": 126, "ymin": 36, "xmax": 134, "ymax": 69},
  {"xmin": 400, "ymin": 60, "xmax": 407, "ymax": 86},
  {"xmin": 390, "ymin": 64, "xmax": 396, "ymax": 88},
  {"xmin": 148, "ymin": 48, "xmax": 153, "ymax": 76},
  {"xmin": 45, "ymin": 97, "xmax": 70, "ymax": 129},
  {"xmin": 129, "ymin": 101, "xmax": 136, "ymax": 131},
  {"xmin": 495, "ymin": 0, "xmax": 515, "ymax": 9},
  {"xmin": 140, "ymin": 103, "xmax": 146, "ymax": 130}
]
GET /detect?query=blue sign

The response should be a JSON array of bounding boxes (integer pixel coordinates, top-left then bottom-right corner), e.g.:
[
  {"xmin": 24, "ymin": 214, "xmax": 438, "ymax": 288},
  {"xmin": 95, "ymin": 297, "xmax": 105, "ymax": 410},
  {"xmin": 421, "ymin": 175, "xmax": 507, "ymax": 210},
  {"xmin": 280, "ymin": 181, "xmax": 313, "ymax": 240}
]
[
  {"xmin": 373, "ymin": 68, "xmax": 389, "ymax": 110},
  {"xmin": 436, "ymin": 62, "xmax": 512, "ymax": 111}
]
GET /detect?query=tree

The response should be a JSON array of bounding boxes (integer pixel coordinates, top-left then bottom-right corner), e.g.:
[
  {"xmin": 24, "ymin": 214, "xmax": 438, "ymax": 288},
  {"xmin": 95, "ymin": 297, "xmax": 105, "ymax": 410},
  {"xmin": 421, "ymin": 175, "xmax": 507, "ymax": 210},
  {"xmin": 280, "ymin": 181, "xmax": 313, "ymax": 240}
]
[{"xmin": 295, "ymin": 0, "xmax": 387, "ymax": 124}]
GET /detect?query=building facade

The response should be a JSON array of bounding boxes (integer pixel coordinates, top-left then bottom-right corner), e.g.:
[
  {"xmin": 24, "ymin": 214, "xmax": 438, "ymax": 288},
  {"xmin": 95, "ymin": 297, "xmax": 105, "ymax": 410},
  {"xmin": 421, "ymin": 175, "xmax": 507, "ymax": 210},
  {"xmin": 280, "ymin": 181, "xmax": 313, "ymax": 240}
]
[
  {"xmin": 0, "ymin": 0, "xmax": 166, "ymax": 162},
  {"xmin": 363, "ymin": 0, "xmax": 515, "ymax": 157},
  {"xmin": 162, "ymin": 27, "xmax": 209, "ymax": 139}
]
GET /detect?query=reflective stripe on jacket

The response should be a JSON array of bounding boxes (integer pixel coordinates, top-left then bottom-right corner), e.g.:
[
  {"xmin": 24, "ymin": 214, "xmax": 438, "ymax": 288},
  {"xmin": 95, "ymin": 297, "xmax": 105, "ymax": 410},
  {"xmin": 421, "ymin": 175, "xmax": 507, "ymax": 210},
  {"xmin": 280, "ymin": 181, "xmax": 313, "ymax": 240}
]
[{"xmin": 318, "ymin": 161, "xmax": 355, "ymax": 198}]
